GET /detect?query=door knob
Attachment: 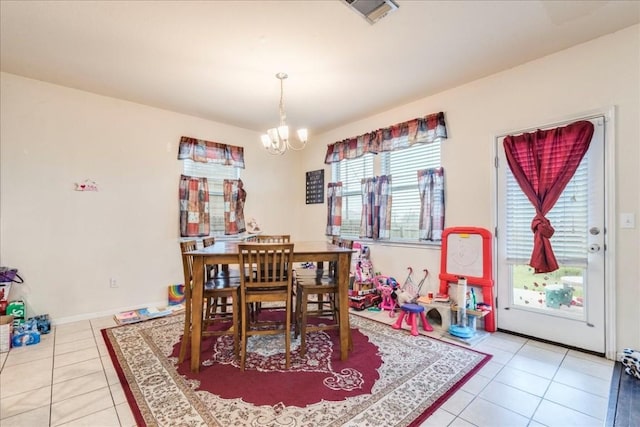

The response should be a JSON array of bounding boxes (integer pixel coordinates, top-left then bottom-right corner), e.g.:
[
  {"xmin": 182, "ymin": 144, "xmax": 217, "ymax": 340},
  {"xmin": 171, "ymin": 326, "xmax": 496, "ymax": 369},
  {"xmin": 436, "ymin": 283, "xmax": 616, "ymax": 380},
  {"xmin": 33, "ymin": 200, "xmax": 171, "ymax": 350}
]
[
  {"xmin": 589, "ymin": 227, "xmax": 600, "ymax": 235},
  {"xmin": 588, "ymin": 244, "xmax": 601, "ymax": 253}
]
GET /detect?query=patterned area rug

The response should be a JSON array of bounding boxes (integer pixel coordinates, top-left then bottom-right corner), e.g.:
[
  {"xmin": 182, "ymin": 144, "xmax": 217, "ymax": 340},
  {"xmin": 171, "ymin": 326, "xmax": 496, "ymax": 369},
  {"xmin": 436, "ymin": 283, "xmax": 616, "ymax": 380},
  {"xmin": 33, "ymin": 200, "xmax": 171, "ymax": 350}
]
[{"xmin": 102, "ymin": 313, "xmax": 491, "ymax": 427}]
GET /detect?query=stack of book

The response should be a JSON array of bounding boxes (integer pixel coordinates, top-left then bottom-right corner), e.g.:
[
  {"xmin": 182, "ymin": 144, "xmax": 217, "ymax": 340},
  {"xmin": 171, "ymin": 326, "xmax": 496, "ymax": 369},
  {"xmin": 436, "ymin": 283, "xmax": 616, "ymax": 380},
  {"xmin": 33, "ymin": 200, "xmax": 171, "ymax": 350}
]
[
  {"xmin": 114, "ymin": 304, "xmax": 184, "ymax": 325},
  {"xmin": 433, "ymin": 293, "xmax": 451, "ymax": 303}
]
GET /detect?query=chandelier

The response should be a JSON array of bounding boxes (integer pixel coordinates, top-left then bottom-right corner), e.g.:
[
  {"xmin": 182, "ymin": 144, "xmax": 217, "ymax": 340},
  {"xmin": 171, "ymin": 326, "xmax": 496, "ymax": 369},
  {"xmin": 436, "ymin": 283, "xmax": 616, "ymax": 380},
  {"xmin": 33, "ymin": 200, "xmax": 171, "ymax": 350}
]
[{"xmin": 261, "ymin": 72, "xmax": 308, "ymax": 155}]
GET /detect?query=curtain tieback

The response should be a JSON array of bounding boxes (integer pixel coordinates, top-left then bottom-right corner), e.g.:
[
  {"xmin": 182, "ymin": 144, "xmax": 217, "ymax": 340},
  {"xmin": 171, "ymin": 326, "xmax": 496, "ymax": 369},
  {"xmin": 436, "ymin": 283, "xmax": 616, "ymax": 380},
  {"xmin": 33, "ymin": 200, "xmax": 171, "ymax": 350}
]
[{"xmin": 531, "ymin": 214, "xmax": 554, "ymax": 239}]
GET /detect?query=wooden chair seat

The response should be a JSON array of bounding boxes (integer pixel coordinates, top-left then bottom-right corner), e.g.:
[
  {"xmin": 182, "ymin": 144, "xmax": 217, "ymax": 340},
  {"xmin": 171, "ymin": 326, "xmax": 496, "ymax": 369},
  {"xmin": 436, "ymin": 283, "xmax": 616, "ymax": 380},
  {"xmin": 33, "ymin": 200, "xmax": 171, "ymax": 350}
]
[
  {"xmin": 293, "ymin": 238, "xmax": 354, "ymax": 357},
  {"xmin": 179, "ymin": 240, "xmax": 240, "ymax": 365}
]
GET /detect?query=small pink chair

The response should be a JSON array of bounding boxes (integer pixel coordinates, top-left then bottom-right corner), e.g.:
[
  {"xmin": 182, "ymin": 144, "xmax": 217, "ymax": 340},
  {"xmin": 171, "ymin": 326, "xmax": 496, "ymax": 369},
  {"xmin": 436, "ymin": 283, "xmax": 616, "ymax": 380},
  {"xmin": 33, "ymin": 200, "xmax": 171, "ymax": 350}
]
[{"xmin": 392, "ymin": 303, "xmax": 433, "ymax": 336}]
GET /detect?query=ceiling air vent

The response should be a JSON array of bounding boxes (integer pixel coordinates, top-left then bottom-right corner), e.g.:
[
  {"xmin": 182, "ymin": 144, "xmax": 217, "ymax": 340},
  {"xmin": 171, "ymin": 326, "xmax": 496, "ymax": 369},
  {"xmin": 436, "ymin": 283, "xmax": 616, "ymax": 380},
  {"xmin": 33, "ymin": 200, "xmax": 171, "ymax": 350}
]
[{"xmin": 342, "ymin": 0, "xmax": 399, "ymax": 24}]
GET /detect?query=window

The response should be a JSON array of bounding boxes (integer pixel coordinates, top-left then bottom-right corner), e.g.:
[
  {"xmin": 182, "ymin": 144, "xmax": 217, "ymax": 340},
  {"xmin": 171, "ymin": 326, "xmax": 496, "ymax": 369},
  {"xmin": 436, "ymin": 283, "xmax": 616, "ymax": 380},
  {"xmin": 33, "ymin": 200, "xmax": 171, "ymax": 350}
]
[
  {"xmin": 183, "ymin": 159, "xmax": 240, "ymax": 236},
  {"xmin": 505, "ymin": 154, "xmax": 589, "ymax": 266},
  {"xmin": 382, "ymin": 142, "xmax": 441, "ymax": 240},
  {"xmin": 332, "ymin": 141, "xmax": 441, "ymax": 242},
  {"xmin": 332, "ymin": 154, "xmax": 374, "ymax": 237}
]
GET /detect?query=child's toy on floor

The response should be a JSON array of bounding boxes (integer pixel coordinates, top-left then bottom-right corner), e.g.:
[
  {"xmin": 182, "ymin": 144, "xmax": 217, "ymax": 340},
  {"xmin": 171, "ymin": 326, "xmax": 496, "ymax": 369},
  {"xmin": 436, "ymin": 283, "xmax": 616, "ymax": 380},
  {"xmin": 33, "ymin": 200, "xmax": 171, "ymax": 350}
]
[
  {"xmin": 397, "ymin": 267, "xmax": 428, "ymax": 306},
  {"xmin": 374, "ymin": 275, "xmax": 398, "ymax": 315},
  {"xmin": 392, "ymin": 303, "xmax": 434, "ymax": 336},
  {"xmin": 449, "ymin": 276, "xmax": 475, "ymax": 339}
]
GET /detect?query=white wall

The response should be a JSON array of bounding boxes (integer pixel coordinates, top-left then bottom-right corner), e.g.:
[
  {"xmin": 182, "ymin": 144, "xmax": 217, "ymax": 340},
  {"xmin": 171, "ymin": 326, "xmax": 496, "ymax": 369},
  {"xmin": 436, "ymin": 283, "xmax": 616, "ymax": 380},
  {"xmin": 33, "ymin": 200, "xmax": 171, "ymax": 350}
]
[
  {"xmin": 0, "ymin": 74, "xmax": 301, "ymax": 322},
  {"xmin": 1, "ymin": 24, "xmax": 638, "ymax": 352},
  {"xmin": 297, "ymin": 25, "xmax": 640, "ymax": 352}
]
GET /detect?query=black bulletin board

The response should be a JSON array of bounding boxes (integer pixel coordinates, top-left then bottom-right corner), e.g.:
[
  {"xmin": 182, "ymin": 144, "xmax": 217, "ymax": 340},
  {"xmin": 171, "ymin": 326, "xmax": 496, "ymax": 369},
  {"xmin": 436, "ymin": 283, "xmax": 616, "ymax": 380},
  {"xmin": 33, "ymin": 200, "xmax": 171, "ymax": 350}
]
[{"xmin": 305, "ymin": 169, "xmax": 324, "ymax": 204}]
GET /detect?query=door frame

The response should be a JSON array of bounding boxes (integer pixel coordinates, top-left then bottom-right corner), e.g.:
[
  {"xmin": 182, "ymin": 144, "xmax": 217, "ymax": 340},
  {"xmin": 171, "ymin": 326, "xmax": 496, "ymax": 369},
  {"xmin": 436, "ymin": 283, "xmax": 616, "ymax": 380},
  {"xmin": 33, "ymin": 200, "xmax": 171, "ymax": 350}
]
[{"xmin": 491, "ymin": 106, "xmax": 617, "ymax": 360}]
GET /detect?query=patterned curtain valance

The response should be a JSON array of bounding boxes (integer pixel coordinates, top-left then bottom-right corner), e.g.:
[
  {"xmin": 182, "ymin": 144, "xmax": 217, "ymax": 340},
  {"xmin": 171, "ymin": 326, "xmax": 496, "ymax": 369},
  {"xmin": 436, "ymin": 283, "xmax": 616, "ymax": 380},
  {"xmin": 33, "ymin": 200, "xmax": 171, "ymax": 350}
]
[
  {"xmin": 178, "ymin": 136, "xmax": 245, "ymax": 169},
  {"xmin": 324, "ymin": 112, "xmax": 447, "ymax": 164}
]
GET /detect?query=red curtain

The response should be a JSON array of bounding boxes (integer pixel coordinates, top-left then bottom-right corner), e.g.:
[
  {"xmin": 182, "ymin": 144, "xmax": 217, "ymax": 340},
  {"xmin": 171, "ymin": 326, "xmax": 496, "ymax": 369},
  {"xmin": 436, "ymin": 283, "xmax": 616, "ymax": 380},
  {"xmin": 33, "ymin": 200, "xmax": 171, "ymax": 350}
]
[{"xmin": 503, "ymin": 120, "xmax": 594, "ymax": 273}]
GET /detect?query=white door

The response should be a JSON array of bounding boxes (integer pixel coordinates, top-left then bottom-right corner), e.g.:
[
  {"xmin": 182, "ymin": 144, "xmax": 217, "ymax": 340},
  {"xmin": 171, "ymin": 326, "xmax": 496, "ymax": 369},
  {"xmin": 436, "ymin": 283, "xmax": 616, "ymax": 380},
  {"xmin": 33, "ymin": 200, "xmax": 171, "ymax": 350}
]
[{"xmin": 495, "ymin": 116, "xmax": 606, "ymax": 354}]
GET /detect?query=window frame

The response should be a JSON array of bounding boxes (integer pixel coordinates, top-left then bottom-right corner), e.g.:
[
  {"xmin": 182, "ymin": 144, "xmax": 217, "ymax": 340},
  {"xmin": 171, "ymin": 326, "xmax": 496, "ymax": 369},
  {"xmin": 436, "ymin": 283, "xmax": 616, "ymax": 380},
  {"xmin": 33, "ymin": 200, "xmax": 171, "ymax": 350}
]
[
  {"xmin": 331, "ymin": 141, "xmax": 442, "ymax": 244},
  {"xmin": 182, "ymin": 159, "xmax": 240, "ymax": 236}
]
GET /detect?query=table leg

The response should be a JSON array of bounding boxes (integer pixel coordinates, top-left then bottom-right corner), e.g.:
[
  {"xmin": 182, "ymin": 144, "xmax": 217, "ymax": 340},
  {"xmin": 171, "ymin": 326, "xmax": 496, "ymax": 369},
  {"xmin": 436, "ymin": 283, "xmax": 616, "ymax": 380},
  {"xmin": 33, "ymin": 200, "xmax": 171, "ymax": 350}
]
[
  {"xmin": 338, "ymin": 252, "xmax": 352, "ymax": 360},
  {"xmin": 191, "ymin": 257, "xmax": 204, "ymax": 373}
]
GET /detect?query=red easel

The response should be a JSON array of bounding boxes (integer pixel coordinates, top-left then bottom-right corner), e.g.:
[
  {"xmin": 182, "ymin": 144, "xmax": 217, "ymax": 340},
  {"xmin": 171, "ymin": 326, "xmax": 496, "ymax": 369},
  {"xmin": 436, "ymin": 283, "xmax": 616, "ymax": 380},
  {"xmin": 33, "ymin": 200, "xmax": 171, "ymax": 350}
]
[{"xmin": 438, "ymin": 227, "xmax": 495, "ymax": 332}]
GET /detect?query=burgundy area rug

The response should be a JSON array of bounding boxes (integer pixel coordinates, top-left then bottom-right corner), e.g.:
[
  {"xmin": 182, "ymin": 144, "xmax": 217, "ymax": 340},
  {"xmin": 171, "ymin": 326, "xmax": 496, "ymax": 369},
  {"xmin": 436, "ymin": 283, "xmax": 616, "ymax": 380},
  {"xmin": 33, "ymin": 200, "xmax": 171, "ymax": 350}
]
[{"xmin": 102, "ymin": 313, "xmax": 491, "ymax": 427}]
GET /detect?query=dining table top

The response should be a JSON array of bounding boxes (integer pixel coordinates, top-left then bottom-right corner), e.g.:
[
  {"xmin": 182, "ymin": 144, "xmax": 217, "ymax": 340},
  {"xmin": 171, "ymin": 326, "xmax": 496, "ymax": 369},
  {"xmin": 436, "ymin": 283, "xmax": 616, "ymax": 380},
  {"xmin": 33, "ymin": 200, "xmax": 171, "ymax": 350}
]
[{"xmin": 186, "ymin": 239, "xmax": 355, "ymax": 256}]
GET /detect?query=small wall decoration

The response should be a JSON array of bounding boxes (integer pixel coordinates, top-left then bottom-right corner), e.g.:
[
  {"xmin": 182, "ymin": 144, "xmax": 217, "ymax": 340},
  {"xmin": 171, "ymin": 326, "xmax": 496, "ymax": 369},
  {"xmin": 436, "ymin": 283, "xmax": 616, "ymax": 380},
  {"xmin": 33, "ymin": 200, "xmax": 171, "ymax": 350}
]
[
  {"xmin": 74, "ymin": 179, "xmax": 99, "ymax": 192},
  {"xmin": 305, "ymin": 169, "xmax": 324, "ymax": 204}
]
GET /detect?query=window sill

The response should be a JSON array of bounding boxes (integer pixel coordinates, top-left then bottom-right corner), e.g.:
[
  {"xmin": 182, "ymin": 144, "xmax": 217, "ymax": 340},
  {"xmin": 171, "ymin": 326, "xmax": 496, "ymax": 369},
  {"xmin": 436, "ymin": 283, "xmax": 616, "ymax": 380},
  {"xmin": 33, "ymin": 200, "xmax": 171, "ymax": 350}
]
[{"xmin": 342, "ymin": 237, "xmax": 441, "ymax": 250}]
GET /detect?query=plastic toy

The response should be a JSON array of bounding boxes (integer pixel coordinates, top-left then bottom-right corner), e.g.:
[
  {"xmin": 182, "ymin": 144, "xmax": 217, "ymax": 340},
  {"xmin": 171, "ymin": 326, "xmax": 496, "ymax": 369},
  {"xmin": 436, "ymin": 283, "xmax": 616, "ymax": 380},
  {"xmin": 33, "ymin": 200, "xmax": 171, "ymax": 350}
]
[
  {"xmin": 393, "ymin": 303, "xmax": 434, "ymax": 336},
  {"xmin": 349, "ymin": 293, "xmax": 382, "ymax": 311},
  {"xmin": 396, "ymin": 267, "xmax": 428, "ymax": 306},
  {"xmin": 374, "ymin": 275, "xmax": 397, "ymax": 314}
]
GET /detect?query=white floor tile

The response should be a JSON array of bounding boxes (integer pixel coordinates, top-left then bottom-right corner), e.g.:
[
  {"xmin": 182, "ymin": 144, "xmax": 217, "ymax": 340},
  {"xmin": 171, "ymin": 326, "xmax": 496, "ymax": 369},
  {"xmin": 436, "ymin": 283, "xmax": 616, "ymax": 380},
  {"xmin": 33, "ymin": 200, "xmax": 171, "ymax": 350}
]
[
  {"xmin": 0, "ymin": 405, "xmax": 50, "ymax": 426},
  {"xmin": 50, "ymin": 387, "xmax": 113, "ymax": 426},
  {"xmin": 55, "ymin": 406, "xmax": 120, "ymax": 427},
  {"xmin": 53, "ymin": 357, "xmax": 103, "ymax": 384},
  {"xmin": 54, "ymin": 337, "xmax": 98, "ymax": 356},
  {"xmin": 532, "ymin": 399, "xmax": 603, "ymax": 427},
  {"xmin": 543, "ymin": 382, "xmax": 608, "ymax": 420},
  {"xmin": 115, "ymin": 402, "xmax": 137, "ymax": 427},
  {"xmin": 566, "ymin": 349, "xmax": 613, "ymax": 366},
  {"xmin": 419, "ymin": 408, "xmax": 456, "ymax": 426},
  {"xmin": 101, "ymin": 355, "xmax": 120, "ymax": 385},
  {"xmin": 475, "ymin": 360, "xmax": 504, "ymax": 380},
  {"xmin": 459, "ymin": 397, "xmax": 530, "ymax": 427},
  {"xmin": 524, "ymin": 339, "xmax": 570, "ymax": 355},
  {"xmin": 90, "ymin": 316, "xmax": 118, "ymax": 330},
  {"xmin": 4, "ymin": 342, "xmax": 54, "ymax": 367},
  {"xmin": 484, "ymin": 335, "xmax": 525, "ymax": 353},
  {"xmin": 553, "ymin": 366, "xmax": 611, "ymax": 397},
  {"xmin": 441, "ymin": 389, "xmax": 475, "ymax": 415},
  {"xmin": 560, "ymin": 354, "xmax": 614, "ymax": 381},
  {"xmin": 53, "ymin": 347, "xmax": 100, "ymax": 368},
  {"xmin": 53, "ymin": 321, "xmax": 92, "ymax": 335},
  {"xmin": 474, "ymin": 343, "xmax": 516, "ymax": 364},
  {"xmin": 0, "ymin": 357, "xmax": 53, "ymax": 398},
  {"xmin": 517, "ymin": 343, "xmax": 567, "ymax": 365},
  {"xmin": 506, "ymin": 354, "xmax": 560, "ymax": 379},
  {"xmin": 52, "ymin": 371, "xmax": 109, "ymax": 403},
  {"xmin": 448, "ymin": 416, "xmax": 478, "ymax": 427},
  {"xmin": 0, "ymin": 385, "xmax": 51, "ymax": 420},
  {"xmin": 491, "ymin": 332, "xmax": 528, "ymax": 344},
  {"xmin": 493, "ymin": 365, "xmax": 551, "ymax": 397},
  {"xmin": 460, "ymin": 373, "xmax": 491, "ymax": 395},
  {"xmin": 108, "ymin": 382, "xmax": 127, "ymax": 406},
  {"xmin": 479, "ymin": 381, "xmax": 541, "ymax": 418},
  {"xmin": 54, "ymin": 330, "xmax": 95, "ymax": 346}
]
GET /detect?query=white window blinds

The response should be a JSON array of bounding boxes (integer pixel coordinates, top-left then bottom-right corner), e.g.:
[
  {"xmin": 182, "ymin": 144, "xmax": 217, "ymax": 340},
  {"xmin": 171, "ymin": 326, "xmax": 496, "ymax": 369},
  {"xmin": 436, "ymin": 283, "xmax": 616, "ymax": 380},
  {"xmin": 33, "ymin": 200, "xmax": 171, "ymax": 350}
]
[
  {"xmin": 382, "ymin": 142, "xmax": 441, "ymax": 240},
  {"xmin": 505, "ymin": 155, "xmax": 589, "ymax": 266}
]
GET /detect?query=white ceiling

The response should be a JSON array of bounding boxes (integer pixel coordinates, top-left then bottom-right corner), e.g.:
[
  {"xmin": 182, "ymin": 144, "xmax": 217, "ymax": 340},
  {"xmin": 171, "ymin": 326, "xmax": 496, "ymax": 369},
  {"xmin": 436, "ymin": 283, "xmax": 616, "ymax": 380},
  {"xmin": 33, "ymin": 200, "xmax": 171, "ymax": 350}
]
[{"xmin": 1, "ymin": 1, "xmax": 638, "ymax": 135}]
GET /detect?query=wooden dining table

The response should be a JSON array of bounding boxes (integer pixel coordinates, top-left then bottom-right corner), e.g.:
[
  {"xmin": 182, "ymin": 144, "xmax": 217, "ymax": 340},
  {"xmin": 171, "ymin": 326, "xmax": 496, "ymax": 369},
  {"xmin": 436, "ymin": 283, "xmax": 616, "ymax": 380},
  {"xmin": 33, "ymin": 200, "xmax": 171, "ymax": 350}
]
[{"xmin": 186, "ymin": 240, "xmax": 355, "ymax": 373}]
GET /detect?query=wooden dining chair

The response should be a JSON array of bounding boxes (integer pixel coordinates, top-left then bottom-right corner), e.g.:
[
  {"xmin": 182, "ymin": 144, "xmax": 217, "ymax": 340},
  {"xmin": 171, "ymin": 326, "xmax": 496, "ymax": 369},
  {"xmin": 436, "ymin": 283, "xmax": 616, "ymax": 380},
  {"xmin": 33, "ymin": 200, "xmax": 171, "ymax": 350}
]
[
  {"xmin": 202, "ymin": 237, "xmax": 218, "ymax": 280},
  {"xmin": 203, "ymin": 236, "xmax": 241, "ymax": 279},
  {"xmin": 238, "ymin": 242, "xmax": 295, "ymax": 370},
  {"xmin": 179, "ymin": 240, "xmax": 240, "ymax": 364},
  {"xmin": 294, "ymin": 238, "xmax": 354, "ymax": 356}
]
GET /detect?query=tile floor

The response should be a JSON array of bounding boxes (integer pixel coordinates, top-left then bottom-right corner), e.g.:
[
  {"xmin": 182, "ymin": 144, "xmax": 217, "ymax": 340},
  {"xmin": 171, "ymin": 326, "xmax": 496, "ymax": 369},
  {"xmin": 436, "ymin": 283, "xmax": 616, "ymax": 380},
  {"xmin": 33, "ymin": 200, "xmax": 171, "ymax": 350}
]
[{"xmin": 0, "ymin": 313, "xmax": 614, "ymax": 427}]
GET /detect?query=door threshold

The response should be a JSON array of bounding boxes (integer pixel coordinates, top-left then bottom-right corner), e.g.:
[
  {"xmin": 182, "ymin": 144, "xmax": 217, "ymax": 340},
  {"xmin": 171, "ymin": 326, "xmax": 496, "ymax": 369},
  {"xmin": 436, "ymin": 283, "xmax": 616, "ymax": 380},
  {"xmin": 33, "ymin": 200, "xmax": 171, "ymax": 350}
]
[{"xmin": 497, "ymin": 328, "xmax": 605, "ymax": 358}]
